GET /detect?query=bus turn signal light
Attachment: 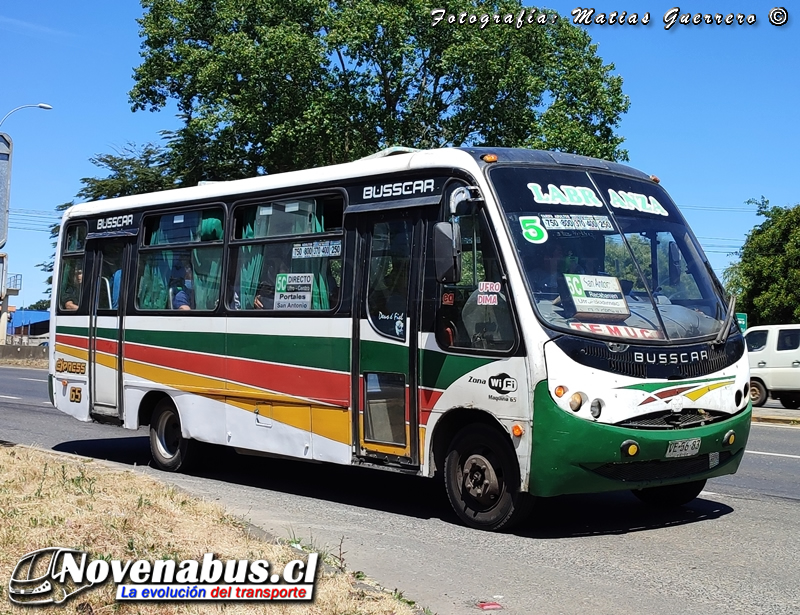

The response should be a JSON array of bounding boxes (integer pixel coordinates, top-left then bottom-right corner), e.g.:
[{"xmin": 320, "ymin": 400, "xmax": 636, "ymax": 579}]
[
  {"xmin": 621, "ymin": 440, "xmax": 639, "ymax": 457},
  {"xmin": 512, "ymin": 424, "xmax": 524, "ymax": 437},
  {"xmin": 555, "ymin": 385, "xmax": 567, "ymax": 398},
  {"xmin": 481, "ymin": 154, "xmax": 498, "ymax": 162},
  {"xmin": 723, "ymin": 430, "xmax": 736, "ymax": 446}
]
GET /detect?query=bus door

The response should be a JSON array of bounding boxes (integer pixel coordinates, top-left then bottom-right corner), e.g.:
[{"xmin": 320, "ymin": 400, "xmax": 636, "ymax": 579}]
[
  {"xmin": 352, "ymin": 207, "xmax": 431, "ymax": 467},
  {"xmin": 87, "ymin": 236, "xmax": 132, "ymax": 419}
]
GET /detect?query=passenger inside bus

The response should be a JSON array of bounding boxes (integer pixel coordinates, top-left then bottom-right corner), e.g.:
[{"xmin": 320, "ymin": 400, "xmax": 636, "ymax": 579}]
[
  {"xmin": 62, "ymin": 267, "xmax": 83, "ymax": 311},
  {"xmin": 172, "ymin": 263, "xmax": 194, "ymax": 310}
]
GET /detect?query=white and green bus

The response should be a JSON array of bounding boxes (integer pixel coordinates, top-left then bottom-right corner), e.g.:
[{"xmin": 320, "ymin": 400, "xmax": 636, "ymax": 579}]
[{"xmin": 49, "ymin": 147, "xmax": 751, "ymax": 531}]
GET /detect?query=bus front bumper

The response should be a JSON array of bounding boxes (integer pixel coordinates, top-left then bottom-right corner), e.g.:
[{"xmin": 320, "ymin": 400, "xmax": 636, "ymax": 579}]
[{"xmin": 528, "ymin": 380, "xmax": 751, "ymax": 498}]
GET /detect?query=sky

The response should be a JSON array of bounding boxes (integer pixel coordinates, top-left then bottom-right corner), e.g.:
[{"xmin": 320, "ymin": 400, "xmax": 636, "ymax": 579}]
[{"xmin": 1, "ymin": 1, "xmax": 797, "ymax": 307}]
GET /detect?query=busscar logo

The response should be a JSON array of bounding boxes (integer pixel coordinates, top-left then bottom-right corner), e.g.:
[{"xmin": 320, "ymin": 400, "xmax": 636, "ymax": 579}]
[
  {"xmin": 9, "ymin": 548, "xmax": 319, "ymax": 605},
  {"xmin": 488, "ymin": 373, "xmax": 517, "ymax": 395}
]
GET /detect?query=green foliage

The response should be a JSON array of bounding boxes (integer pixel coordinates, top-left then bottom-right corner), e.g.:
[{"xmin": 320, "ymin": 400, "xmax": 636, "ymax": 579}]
[
  {"xmin": 130, "ymin": 0, "xmax": 630, "ymax": 178},
  {"xmin": 723, "ymin": 197, "xmax": 800, "ymax": 325},
  {"xmin": 26, "ymin": 299, "xmax": 51, "ymax": 311}
]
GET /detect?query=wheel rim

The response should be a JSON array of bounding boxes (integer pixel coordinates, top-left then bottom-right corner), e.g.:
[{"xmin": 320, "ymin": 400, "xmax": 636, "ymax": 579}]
[
  {"xmin": 155, "ymin": 409, "xmax": 182, "ymax": 460},
  {"xmin": 749, "ymin": 384, "xmax": 761, "ymax": 402},
  {"xmin": 457, "ymin": 449, "xmax": 505, "ymax": 511}
]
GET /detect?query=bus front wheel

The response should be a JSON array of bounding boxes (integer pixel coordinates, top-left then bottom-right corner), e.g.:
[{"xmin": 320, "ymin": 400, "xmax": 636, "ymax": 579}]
[
  {"xmin": 632, "ymin": 479, "xmax": 706, "ymax": 508},
  {"xmin": 444, "ymin": 425, "xmax": 533, "ymax": 531},
  {"xmin": 149, "ymin": 398, "xmax": 195, "ymax": 472}
]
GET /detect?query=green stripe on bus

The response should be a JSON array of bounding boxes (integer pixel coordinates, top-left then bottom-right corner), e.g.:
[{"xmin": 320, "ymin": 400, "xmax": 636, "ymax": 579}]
[
  {"xmin": 125, "ymin": 329, "xmax": 350, "ymax": 373},
  {"xmin": 420, "ymin": 349, "xmax": 496, "ymax": 391}
]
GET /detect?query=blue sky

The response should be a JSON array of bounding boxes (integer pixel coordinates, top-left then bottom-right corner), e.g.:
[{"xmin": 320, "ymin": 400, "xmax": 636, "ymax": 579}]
[{"xmin": 1, "ymin": 1, "xmax": 796, "ymax": 307}]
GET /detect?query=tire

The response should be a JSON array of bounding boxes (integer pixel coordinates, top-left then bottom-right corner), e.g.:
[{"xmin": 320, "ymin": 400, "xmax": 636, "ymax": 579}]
[
  {"xmin": 149, "ymin": 398, "xmax": 196, "ymax": 472},
  {"xmin": 632, "ymin": 479, "xmax": 707, "ymax": 508},
  {"xmin": 444, "ymin": 424, "xmax": 533, "ymax": 531},
  {"xmin": 779, "ymin": 395, "xmax": 800, "ymax": 410},
  {"xmin": 749, "ymin": 381, "xmax": 767, "ymax": 407}
]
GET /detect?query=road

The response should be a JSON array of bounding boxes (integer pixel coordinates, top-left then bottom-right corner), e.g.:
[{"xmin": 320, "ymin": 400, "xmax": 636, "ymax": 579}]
[{"xmin": 1, "ymin": 365, "xmax": 799, "ymax": 615}]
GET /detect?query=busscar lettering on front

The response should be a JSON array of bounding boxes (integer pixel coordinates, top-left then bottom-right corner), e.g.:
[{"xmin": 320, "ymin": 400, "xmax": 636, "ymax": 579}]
[
  {"xmin": 96, "ymin": 214, "xmax": 134, "ymax": 230},
  {"xmin": 363, "ymin": 179, "xmax": 435, "ymax": 200}
]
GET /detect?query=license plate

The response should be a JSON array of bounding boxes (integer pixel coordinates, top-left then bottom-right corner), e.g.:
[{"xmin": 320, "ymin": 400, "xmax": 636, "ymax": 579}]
[{"xmin": 666, "ymin": 438, "xmax": 701, "ymax": 458}]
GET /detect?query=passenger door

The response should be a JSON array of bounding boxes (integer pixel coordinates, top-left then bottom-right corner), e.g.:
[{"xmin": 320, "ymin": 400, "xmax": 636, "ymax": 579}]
[
  {"xmin": 351, "ymin": 208, "xmax": 430, "ymax": 467},
  {"xmin": 87, "ymin": 237, "xmax": 131, "ymax": 419}
]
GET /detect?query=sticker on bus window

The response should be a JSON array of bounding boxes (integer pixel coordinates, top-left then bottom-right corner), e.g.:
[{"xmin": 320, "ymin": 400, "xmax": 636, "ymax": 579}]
[
  {"xmin": 519, "ymin": 216, "xmax": 548, "ymax": 244},
  {"xmin": 527, "ymin": 183, "xmax": 603, "ymax": 207},
  {"xmin": 569, "ymin": 322, "xmax": 663, "ymax": 340},
  {"xmin": 540, "ymin": 214, "xmax": 613, "ymax": 231},
  {"xmin": 607, "ymin": 189, "xmax": 669, "ymax": 216},
  {"xmin": 274, "ymin": 273, "xmax": 314, "ymax": 310},
  {"xmin": 563, "ymin": 274, "xmax": 630, "ymax": 319},
  {"xmin": 292, "ymin": 240, "xmax": 342, "ymax": 259}
]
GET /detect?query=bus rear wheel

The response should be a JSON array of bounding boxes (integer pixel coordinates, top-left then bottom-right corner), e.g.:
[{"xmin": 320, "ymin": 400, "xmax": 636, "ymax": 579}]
[
  {"xmin": 149, "ymin": 398, "xmax": 195, "ymax": 472},
  {"xmin": 632, "ymin": 479, "xmax": 706, "ymax": 508},
  {"xmin": 444, "ymin": 425, "xmax": 532, "ymax": 531}
]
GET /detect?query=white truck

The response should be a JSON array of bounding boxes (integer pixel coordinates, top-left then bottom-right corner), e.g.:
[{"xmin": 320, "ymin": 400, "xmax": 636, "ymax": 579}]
[{"xmin": 745, "ymin": 324, "xmax": 800, "ymax": 409}]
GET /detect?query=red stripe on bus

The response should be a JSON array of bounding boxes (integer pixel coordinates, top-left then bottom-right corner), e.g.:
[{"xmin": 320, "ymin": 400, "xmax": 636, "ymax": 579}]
[
  {"xmin": 125, "ymin": 342, "xmax": 226, "ymax": 381},
  {"xmin": 55, "ymin": 334, "xmax": 89, "ymax": 350},
  {"xmin": 418, "ymin": 389, "xmax": 443, "ymax": 426},
  {"xmin": 227, "ymin": 356, "xmax": 350, "ymax": 407},
  {"xmin": 124, "ymin": 342, "xmax": 348, "ymax": 407}
]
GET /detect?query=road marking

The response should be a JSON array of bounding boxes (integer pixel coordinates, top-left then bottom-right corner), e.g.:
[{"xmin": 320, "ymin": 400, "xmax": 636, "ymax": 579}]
[
  {"xmin": 19, "ymin": 377, "xmax": 47, "ymax": 382},
  {"xmin": 751, "ymin": 422, "xmax": 800, "ymax": 430},
  {"xmin": 746, "ymin": 450, "xmax": 800, "ymax": 460},
  {"xmin": 0, "ymin": 395, "xmax": 21, "ymax": 400}
]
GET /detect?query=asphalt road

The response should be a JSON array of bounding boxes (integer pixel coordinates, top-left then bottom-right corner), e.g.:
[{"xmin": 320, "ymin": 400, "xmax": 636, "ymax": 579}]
[{"xmin": 1, "ymin": 365, "xmax": 799, "ymax": 615}]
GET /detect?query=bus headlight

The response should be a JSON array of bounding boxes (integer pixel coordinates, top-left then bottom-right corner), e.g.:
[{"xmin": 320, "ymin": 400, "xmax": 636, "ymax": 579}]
[
  {"xmin": 590, "ymin": 399, "xmax": 603, "ymax": 419},
  {"xmin": 569, "ymin": 393, "xmax": 583, "ymax": 412}
]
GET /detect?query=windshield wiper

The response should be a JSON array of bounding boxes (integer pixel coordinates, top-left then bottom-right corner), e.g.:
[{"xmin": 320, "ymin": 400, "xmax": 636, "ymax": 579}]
[{"xmin": 713, "ymin": 294, "xmax": 736, "ymax": 346}]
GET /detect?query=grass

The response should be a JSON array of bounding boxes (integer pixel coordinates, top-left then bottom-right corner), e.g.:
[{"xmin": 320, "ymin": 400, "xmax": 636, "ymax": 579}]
[{"xmin": 0, "ymin": 444, "xmax": 417, "ymax": 614}]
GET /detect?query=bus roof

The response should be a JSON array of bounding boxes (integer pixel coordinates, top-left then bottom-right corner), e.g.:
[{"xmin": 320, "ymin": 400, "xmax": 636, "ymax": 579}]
[{"xmin": 62, "ymin": 146, "xmax": 651, "ymax": 220}]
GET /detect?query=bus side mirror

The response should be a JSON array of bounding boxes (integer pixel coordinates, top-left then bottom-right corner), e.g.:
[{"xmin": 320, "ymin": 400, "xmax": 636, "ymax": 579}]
[
  {"xmin": 668, "ymin": 241, "xmax": 681, "ymax": 286},
  {"xmin": 434, "ymin": 221, "xmax": 462, "ymax": 284}
]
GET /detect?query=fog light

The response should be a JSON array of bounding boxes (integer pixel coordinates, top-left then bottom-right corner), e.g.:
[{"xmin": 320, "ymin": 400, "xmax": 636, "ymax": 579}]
[
  {"xmin": 590, "ymin": 399, "xmax": 603, "ymax": 419},
  {"xmin": 569, "ymin": 393, "xmax": 583, "ymax": 412},
  {"xmin": 555, "ymin": 385, "xmax": 567, "ymax": 398},
  {"xmin": 723, "ymin": 430, "xmax": 736, "ymax": 446},
  {"xmin": 621, "ymin": 440, "xmax": 639, "ymax": 457}
]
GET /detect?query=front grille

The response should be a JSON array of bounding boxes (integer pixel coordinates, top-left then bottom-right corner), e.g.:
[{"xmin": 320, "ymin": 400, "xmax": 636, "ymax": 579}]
[
  {"xmin": 616, "ymin": 409, "xmax": 727, "ymax": 430},
  {"xmin": 591, "ymin": 450, "xmax": 733, "ymax": 482},
  {"xmin": 554, "ymin": 334, "xmax": 745, "ymax": 380}
]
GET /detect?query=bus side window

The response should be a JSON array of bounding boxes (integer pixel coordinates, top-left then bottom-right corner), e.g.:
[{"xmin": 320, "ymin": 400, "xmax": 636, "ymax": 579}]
[
  {"xmin": 58, "ymin": 223, "xmax": 87, "ymax": 312},
  {"xmin": 435, "ymin": 211, "xmax": 515, "ymax": 352}
]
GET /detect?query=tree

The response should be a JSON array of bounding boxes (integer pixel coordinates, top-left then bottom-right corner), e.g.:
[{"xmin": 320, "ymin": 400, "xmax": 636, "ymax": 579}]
[
  {"xmin": 723, "ymin": 197, "xmax": 800, "ymax": 325},
  {"xmin": 26, "ymin": 299, "xmax": 51, "ymax": 311},
  {"xmin": 130, "ymin": 0, "xmax": 630, "ymax": 179},
  {"xmin": 37, "ymin": 144, "xmax": 175, "ymax": 295}
]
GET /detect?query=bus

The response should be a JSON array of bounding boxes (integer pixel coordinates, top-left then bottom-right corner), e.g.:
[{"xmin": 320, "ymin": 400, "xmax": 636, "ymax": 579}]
[{"xmin": 49, "ymin": 147, "xmax": 751, "ymax": 531}]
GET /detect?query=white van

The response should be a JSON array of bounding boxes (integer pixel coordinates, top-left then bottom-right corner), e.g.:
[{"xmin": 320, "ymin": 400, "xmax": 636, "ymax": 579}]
[{"xmin": 745, "ymin": 324, "xmax": 800, "ymax": 408}]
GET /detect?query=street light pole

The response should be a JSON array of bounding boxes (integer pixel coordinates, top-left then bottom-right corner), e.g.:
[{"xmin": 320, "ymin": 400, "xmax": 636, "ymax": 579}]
[{"xmin": 0, "ymin": 103, "xmax": 53, "ymax": 129}]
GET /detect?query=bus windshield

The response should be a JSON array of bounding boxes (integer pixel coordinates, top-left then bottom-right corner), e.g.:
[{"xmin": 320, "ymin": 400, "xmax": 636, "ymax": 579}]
[{"xmin": 490, "ymin": 166, "xmax": 728, "ymax": 343}]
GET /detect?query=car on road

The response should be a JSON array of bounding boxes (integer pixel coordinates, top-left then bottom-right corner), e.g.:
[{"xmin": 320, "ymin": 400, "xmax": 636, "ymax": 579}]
[{"xmin": 745, "ymin": 324, "xmax": 800, "ymax": 409}]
